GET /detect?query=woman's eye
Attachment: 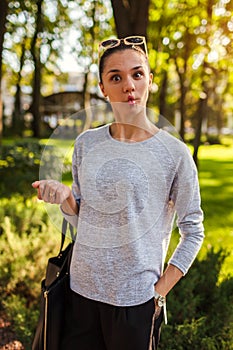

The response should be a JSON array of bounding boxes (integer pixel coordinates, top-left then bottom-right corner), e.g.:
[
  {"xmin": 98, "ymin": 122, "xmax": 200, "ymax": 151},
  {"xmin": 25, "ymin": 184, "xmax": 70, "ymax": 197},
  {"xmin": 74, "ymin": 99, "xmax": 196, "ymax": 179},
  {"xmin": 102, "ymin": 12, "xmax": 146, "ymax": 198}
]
[
  {"xmin": 111, "ymin": 75, "xmax": 121, "ymax": 82},
  {"xmin": 134, "ymin": 71, "xmax": 143, "ymax": 78}
]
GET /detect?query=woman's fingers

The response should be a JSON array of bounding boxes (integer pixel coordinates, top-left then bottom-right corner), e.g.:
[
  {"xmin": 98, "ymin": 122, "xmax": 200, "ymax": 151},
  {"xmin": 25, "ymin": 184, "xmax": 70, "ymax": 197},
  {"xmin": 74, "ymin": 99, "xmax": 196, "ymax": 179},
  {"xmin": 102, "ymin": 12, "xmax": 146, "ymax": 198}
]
[
  {"xmin": 32, "ymin": 181, "xmax": 42, "ymax": 199},
  {"xmin": 32, "ymin": 180, "xmax": 71, "ymax": 204},
  {"xmin": 53, "ymin": 183, "xmax": 71, "ymax": 204},
  {"xmin": 32, "ymin": 181, "xmax": 40, "ymax": 189}
]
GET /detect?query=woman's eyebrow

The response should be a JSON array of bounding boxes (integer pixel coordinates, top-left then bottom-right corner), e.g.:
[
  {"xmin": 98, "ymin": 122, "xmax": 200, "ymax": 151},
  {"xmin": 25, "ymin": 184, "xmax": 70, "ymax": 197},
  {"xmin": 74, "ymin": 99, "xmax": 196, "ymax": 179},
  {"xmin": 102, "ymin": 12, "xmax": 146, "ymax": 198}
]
[
  {"xmin": 106, "ymin": 65, "xmax": 143, "ymax": 75},
  {"xmin": 132, "ymin": 65, "xmax": 143, "ymax": 70},
  {"xmin": 106, "ymin": 69, "xmax": 120, "ymax": 75}
]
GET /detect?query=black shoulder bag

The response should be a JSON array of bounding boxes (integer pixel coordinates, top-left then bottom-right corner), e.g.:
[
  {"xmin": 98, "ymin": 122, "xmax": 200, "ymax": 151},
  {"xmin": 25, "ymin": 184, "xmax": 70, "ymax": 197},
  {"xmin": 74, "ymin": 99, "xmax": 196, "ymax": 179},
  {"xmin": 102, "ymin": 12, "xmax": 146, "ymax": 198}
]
[{"xmin": 32, "ymin": 219, "xmax": 75, "ymax": 350}]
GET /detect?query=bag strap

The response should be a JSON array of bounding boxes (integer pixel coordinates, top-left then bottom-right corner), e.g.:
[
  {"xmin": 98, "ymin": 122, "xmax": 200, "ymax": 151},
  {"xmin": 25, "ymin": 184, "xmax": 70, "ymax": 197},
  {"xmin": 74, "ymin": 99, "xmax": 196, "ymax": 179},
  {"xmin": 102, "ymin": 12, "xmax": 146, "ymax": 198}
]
[{"xmin": 59, "ymin": 218, "xmax": 76, "ymax": 254}]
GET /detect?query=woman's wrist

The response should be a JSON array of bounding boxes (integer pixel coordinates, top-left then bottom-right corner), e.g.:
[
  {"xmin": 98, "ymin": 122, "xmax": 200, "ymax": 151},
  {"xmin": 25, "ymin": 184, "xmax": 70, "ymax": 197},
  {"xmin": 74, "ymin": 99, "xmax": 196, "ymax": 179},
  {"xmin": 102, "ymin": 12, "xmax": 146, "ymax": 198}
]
[
  {"xmin": 155, "ymin": 264, "xmax": 183, "ymax": 297},
  {"xmin": 61, "ymin": 192, "xmax": 79, "ymax": 216}
]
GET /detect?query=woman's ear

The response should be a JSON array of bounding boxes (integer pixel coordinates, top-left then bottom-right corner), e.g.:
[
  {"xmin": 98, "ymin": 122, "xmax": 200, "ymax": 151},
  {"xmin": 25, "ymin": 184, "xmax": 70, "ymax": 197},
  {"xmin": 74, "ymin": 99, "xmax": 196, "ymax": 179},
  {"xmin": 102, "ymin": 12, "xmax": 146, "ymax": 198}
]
[
  {"xmin": 149, "ymin": 73, "xmax": 153, "ymax": 90},
  {"xmin": 99, "ymin": 82, "xmax": 107, "ymax": 97}
]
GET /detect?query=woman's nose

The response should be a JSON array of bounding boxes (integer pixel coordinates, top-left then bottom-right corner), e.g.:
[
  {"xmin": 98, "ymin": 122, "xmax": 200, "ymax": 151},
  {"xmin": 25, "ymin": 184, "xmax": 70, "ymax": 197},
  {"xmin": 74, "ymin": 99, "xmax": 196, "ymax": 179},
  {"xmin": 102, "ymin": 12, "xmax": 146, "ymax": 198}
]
[{"xmin": 123, "ymin": 78, "xmax": 135, "ymax": 93}]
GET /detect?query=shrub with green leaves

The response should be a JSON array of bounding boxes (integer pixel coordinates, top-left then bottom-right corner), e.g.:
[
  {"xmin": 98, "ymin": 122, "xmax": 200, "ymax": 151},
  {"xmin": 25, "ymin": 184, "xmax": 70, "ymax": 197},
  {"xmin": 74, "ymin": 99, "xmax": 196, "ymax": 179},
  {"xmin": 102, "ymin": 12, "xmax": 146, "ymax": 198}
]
[
  {"xmin": 0, "ymin": 142, "xmax": 42, "ymax": 198},
  {"xmin": 0, "ymin": 141, "xmax": 65, "ymax": 198},
  {"xmin": 159, "ymin": 249, "xmax": 233, "ymax": 349},
  {"xmin": 0, "ymin": 196, "xmax": 60, "ymax": 348}
]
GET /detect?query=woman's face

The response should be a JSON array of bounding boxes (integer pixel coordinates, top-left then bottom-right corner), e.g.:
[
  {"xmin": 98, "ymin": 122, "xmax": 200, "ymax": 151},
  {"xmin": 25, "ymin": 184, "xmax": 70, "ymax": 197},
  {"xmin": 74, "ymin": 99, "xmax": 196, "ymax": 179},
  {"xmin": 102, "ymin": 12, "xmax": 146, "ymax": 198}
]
[{"xmin": 99, "ymin": 49, "xmax": 153, "ymax": 108}]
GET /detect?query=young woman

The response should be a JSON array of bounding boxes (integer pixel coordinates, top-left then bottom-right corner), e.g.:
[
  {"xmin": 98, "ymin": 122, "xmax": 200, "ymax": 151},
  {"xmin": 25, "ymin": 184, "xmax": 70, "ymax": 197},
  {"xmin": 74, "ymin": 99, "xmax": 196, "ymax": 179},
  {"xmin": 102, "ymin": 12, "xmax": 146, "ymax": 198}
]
[{"xmin": 32, "ymin": 36, "xmax": 204, "ymax": 350}]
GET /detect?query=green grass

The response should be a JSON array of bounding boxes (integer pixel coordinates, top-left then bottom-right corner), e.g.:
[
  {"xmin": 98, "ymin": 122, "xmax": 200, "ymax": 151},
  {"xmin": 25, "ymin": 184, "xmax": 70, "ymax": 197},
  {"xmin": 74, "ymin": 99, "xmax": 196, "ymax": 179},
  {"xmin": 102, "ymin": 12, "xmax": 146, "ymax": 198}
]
[{"xmin": 197, "ymin": 139, "xmax": 233, "ymax": 280}]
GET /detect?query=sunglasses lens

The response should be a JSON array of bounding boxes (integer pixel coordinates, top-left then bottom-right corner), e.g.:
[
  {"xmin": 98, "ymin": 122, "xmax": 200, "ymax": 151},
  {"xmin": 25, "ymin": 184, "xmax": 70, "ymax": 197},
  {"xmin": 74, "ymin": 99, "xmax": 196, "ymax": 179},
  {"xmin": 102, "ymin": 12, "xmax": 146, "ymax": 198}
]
[
  {"xmin": 101, "ymin": 39, "xmax": 119, "ymax": 48},
  {"xmin": 126, "ymin": 37, "xmax": 144, "ymax": 44}
]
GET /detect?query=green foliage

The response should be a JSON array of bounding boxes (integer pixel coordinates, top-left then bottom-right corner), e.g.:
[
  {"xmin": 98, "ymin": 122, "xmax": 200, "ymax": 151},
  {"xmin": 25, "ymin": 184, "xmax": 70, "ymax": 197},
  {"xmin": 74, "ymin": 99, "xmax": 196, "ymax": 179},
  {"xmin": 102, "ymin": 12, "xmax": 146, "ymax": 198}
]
[
  {"xmin": 0, "ymin": 141, "xmax": 65, "ymax": 198},
  {"xmin": 0, "ymin": 141, "xmax": 43, "ymax": 197},
  {"xmin": 160, "ymin": 249, "xmax": 233, "ymax": 349},
  {"xmin": 2, "ymin": 294, "xmax": 40, "ymax": 349},
  {"xmin": 0, "ymin": 196, "xmax": 60, "ymax": 349},
  {"xmin": 0, "ymin": 137, "xmax": 69, "ymax": 348},
  {"xmin": 147, "ymin": 0, "xmax": 233, "ymax": 141},
  {"xmin": 198, "ymin": 140, "xmax": 233, "ymax": 279}
]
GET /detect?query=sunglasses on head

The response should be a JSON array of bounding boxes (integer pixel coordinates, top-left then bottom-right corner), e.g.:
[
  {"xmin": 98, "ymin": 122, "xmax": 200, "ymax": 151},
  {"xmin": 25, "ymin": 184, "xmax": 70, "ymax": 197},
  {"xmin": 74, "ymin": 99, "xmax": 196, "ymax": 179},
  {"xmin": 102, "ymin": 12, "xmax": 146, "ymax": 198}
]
[{"xmin": 98, "ymin": 36, "xmax": 148, "ymax": 60}]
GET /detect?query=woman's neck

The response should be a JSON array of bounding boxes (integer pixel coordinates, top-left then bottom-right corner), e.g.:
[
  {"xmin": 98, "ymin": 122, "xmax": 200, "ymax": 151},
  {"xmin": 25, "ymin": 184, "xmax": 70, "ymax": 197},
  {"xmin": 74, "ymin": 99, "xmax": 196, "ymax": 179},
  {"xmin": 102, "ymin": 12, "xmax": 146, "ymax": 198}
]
[{"xmin": 109, "ymin": 120, "xmax": 159, "ymax": 143}]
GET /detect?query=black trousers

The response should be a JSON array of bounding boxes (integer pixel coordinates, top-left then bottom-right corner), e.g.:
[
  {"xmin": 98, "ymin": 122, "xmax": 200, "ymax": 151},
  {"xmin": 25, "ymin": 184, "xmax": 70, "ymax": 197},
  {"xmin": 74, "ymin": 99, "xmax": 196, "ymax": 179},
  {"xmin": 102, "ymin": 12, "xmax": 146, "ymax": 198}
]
[{"xmin": 61, "ymin": 289, "xmax": 163, "ymax": 350}]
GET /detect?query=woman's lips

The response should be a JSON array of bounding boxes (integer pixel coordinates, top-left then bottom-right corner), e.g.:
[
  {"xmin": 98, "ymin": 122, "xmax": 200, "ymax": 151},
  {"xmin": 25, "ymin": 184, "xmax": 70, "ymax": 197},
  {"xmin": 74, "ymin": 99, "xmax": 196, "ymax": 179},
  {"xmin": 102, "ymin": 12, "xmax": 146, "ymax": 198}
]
[{"xmin": 128, "ymin": 96, "xmax": 136, "ymax": 105}]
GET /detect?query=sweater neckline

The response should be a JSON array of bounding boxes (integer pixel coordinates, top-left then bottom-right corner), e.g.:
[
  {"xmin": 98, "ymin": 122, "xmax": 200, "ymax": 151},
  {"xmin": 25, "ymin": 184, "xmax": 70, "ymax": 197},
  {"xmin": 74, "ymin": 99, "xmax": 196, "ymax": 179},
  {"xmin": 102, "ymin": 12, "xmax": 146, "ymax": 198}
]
[{"xmin": 105, "ymin": 124, "xmax": 162, "ymax": 146}]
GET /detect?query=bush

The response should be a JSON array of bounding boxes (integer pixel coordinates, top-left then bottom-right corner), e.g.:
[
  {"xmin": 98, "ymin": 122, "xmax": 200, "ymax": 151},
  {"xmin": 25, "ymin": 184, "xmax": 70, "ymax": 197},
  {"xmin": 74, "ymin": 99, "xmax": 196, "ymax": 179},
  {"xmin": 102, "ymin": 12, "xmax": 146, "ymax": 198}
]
[
  {"xmin": 0, "ymin": 142, "xmax": 42, "ymax": 198},
  {"xmin": 0, "ymin": 196, "xmax": 60, "ymax": 349},
  {"xmin": 0, "ymin": 141, "xmax": 66, "ymax": 198},
  {"xmin": 0, "ymin": 139, "xmax": 72, "ymax": 348},
  {"xmin": 159, "ymin": 249, "xmax": 233, "ymax": 349}
]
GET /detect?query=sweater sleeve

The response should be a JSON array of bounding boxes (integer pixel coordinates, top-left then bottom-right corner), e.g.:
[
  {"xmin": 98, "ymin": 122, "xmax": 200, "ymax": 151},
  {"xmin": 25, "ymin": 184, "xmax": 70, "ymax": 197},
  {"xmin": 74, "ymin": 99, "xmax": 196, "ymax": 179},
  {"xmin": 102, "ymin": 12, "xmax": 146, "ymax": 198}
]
[
  {"xmin": 60, "ymin": 140, "xmax": 80, "ymax": 228},
  {"xmin": 168, "ymin": 147, "xmax": 204, "ymax": 275}
]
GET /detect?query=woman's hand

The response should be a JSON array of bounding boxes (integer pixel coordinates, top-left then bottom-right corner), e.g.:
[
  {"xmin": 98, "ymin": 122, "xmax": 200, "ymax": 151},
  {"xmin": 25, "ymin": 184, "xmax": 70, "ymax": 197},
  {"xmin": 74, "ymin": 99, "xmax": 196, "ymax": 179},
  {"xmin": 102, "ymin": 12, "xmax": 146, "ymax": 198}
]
[{"xmin": 32, "ymin": 180, "xmax": 71, "ymax": 205}]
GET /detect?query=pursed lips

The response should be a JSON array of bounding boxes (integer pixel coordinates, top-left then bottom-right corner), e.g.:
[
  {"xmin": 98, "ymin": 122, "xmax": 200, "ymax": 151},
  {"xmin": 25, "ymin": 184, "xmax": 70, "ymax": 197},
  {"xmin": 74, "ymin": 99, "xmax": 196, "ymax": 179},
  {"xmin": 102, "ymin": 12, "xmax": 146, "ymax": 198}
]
[{"xmin": 127, "ymin": 95, "xmax": 136, "ymax": 105}]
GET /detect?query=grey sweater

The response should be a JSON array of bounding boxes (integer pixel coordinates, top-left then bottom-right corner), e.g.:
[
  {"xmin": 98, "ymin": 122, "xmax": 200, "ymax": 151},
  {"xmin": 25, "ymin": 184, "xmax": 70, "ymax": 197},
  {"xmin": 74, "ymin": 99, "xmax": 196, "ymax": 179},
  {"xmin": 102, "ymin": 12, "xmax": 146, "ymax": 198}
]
[{"xmin": 63, "ymin": 124, "xmax": 204, "ymax": 306}]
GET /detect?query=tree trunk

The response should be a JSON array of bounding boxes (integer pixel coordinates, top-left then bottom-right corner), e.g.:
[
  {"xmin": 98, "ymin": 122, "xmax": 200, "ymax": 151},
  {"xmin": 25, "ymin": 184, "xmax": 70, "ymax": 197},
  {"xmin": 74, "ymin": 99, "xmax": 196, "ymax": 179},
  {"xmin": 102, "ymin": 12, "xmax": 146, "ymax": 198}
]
[
  {"xmin": 111, "ymin": 0, "xmax": 150, "ymax": 37},
  {"xmin": 159, "ymin": 71, "xmax": 168, "ymax": 118},
  {"xmin": 30, "ymin": 0, "xmax": 43, "ymax": 138},
  {"xmin": 12, "ymin": 39, "xmax": 26, "ymax": 135},
  {"xmin": 82, "ymin": 72, "xmax": 92, "ymax": 131},
  {"xmin": 31, "ymin": 55, "xmax": 42, "ymax": 137},
  {"xmin": 12, "ymin": 83, "xmax": 22, "ymax": 133},
  {"xmin": 179, "ymin": 83, "xmax": 186, "ymax": 141},
  {"xmin": 0, "ymin": 0, "xmax": 8, "ymax": 144},
  {"xmin": 174, "ymin": 57, "xmax": 188, "ymax": 141},
  {"xmin": 193, "ymin": 91, "xmax": 208, "ymax": 168}
]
